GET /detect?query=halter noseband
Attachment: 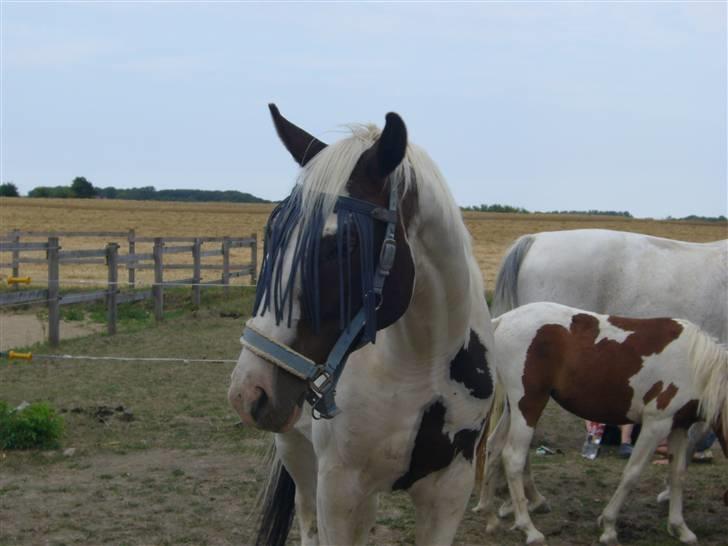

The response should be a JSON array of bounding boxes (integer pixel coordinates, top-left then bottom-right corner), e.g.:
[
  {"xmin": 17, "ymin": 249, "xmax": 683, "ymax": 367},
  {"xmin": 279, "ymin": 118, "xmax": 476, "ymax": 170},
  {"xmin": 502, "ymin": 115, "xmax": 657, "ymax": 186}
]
[{"xmin": 241, "ymin": 183, "xmax": 400, "ymax": 419}]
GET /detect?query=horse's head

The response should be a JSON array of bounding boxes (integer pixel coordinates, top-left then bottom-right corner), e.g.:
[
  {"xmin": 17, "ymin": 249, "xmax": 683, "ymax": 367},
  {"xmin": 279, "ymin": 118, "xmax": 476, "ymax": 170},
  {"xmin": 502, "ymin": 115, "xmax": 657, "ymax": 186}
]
[{"xmin": 228, "ymin": 105, "xmax": 416, "ymax": 432}]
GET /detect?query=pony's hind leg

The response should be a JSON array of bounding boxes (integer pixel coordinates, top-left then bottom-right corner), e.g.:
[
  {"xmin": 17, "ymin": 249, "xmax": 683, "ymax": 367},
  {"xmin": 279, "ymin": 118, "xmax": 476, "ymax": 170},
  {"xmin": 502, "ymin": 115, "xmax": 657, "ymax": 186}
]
[
  {"xmin": 502, "ymin": 413, "xmax": 546, "ymax": 545},
  {"xmin": 657, "ymin": 421, "xmax": 709, "ymax": 505},
  {"xmin": 666, "ymin": 428, "xmax": 697, "ymax": 544},
  {"xmin": 598, "ymin": 419, "xmax": 672, "ymax": 545},
  {"xmin": 410, "ymin": 456, "xmax": 475, "ymax": 545},
  {"xmin": 497, "ymin": 453, "xmax": 550, "ymax": 518}
]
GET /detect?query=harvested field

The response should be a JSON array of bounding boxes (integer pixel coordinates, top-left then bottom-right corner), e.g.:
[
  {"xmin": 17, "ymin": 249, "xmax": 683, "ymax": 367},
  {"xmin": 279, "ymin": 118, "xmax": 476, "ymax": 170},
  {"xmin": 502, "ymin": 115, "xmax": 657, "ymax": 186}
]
[{"xmin": 1, "ymin": 198, "xmax": 726, "ymax": 288}]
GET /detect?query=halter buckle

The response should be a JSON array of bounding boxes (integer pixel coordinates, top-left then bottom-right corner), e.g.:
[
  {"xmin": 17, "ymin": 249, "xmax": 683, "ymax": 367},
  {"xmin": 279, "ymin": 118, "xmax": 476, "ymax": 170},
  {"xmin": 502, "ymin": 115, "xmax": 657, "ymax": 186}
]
[
  {"xmin": 373, "ymin": 237, "xmax": 397, "ymax": 295},
  {"xmin": 311, "ymin": 368, "xmax": 334, "ymax": 396}
]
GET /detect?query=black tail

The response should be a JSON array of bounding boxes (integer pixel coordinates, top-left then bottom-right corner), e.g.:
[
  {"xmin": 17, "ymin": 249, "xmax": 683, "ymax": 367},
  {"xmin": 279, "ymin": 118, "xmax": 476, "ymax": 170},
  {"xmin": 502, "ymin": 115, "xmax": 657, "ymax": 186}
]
[{"xmin": 255, "ymin": 457, "xmax": 296, "ymax": 546}]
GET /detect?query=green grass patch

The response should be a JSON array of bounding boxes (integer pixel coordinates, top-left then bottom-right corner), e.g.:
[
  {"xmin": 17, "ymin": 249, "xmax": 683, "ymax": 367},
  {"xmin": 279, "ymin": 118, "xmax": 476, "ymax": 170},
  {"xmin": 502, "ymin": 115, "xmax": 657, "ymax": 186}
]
[
  {"xmin": 61, "ymin": 307, "xmax": 85, "ymax": 321},
  {"xmin": 0, "ymin": 400, "xmax": 64, "ymax": 449}
]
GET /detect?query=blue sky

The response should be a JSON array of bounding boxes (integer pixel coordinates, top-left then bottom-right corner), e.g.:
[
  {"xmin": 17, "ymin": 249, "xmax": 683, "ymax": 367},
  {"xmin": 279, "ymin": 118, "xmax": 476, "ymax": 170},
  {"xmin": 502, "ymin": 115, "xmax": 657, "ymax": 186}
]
[{"xmin": 1, "ymin": 1, "xmax": 725, "ymax": 218}]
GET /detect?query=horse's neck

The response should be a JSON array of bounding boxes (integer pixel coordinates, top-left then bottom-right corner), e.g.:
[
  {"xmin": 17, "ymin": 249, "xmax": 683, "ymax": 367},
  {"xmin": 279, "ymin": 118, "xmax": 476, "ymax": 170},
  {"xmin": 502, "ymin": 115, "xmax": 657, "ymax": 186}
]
[{"xmin": 379, "ymin": 206, "xmax": 482, "ymax": 367}]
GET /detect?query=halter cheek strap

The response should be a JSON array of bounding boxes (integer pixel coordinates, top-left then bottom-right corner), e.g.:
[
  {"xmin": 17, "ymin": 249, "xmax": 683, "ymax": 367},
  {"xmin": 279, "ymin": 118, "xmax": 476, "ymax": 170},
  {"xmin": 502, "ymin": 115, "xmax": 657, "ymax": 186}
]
[{"xmin": 241, "ymin": 185, "xmax": 400, "ymax": 419}]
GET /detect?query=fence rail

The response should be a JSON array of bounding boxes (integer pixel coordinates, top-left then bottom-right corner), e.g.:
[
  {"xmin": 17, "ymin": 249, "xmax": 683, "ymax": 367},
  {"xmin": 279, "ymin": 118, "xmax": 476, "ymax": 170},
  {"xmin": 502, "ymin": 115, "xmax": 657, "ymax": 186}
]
[{"xmin": 1, "ymin": 229, "xmax": 258, "ymax": 346}]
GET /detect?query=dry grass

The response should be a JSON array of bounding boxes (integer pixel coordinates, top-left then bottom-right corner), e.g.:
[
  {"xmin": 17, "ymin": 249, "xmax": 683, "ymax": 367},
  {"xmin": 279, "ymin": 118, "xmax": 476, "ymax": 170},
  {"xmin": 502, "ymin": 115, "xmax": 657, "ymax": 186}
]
[
  {"xmin": 0, "ymin": 198, "xmax": 272, "ymax": 287},
  {"xmin": 1, "ymin": 197, "xmax": 726, "ymax": 288}
]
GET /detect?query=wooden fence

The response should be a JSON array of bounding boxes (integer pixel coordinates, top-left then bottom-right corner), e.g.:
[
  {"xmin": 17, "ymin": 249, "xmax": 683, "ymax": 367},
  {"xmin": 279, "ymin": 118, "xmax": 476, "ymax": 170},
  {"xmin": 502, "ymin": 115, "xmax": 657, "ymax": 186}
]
[{"xmin": 0, "ymin": 230, "xmax": 257, "ymax": 346}]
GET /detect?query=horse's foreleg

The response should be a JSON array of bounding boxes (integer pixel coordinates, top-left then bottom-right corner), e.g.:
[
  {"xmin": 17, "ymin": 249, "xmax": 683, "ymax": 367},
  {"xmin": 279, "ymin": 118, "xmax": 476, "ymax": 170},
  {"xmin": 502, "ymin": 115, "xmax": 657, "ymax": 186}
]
[
  {"xmin": 598, "ymin": 419, "xmax": 672, "ymax": 545},
  {"xmin": 502, "ymin": 418, "xmax": 546, "ymax": 545},
  {"xmin": 666, "ymin": 428, "xmax": 698, "ymax": 544},
  {"xmin": 276, "ymin": 429, "xmax": 319, "ymax": 546},
  {"xmin": 315, "ymin": 465, "xmax": 377, "ymax": 546},
  {"xmin": 409, "ymin": 456, "xmax": 474, "ymax": 545}
]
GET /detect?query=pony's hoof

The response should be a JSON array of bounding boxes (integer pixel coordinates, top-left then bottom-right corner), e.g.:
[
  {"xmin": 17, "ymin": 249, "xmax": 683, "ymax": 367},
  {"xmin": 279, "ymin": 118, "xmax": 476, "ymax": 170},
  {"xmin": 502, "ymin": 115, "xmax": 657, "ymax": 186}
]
[
  {"xmin": 498, "ymin": 501, "xmax": 514, "ymax": 518},
  {"xmin": 657, "ymin": 488, "xmax": 670, "ymax": 504},
  {"xmin": 471, "ymin": 504, "xmax": 483, "ymax": 513},
  {"xmin": 531, "ymin": 497, "xmax": 551, "ymax": 514},
  {"xmin": 485, "ymin": 518, "xmax": 500, "ymax": 534},
  {"xmin": 669, "ymin": 522, "xmax": 697, "ymax": 544},
  {"xmin": 526, "ymin": 530, "xmax": 546, "ymax": 545},
  {"xmin": 597, "ymin": 516, "xmax": 618, "ymax": 545}
]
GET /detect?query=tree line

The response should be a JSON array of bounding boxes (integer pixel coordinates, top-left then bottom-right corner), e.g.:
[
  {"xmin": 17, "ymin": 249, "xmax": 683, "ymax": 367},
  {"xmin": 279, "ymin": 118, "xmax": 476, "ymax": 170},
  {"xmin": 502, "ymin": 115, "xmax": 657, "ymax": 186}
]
[
  {"xmin": 1, "ymin": 181, "xmax": 724, "ymax": 222},
  {"xmin": 0, "ymin": 178, "xmax": 268, "ymax": 203},
  {"xmin": 461, "ymin": 203, "xmax": 727, "ymax": 222},
  {"xmin": 461, "ymin": 203, "xmax": 633, "ymax": 218}
]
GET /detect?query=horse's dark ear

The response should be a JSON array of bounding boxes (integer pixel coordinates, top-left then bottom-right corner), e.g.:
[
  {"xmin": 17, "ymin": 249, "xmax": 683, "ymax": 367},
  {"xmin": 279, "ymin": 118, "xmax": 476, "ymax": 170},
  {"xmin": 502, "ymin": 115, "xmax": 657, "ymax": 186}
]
[
  {"xmin": 268, "ymin": 104, "xmax": 327, "ymax": 166},
  {"xmin": 364, "ymin": 112, "xmax": 408, "ymax": 179}
]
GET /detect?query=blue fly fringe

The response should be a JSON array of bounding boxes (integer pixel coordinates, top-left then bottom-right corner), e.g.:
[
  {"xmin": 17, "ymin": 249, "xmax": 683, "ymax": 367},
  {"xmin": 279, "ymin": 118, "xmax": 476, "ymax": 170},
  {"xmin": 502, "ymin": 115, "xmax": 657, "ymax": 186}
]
[{"xmin": 253, "ymin": 186, "xmax": 380, "ymax": 344}]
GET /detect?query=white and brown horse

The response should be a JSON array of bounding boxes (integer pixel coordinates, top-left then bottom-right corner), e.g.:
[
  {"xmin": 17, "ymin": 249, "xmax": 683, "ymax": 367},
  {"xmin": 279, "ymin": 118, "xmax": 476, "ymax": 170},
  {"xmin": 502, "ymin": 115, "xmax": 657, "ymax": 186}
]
[
  {"xmin": 478, "ymin": 302, "xmax": 728, "ymax": 545},
  {"xmin": 228, "ymin": 106, "xmax": 495, "ymax": 545}
]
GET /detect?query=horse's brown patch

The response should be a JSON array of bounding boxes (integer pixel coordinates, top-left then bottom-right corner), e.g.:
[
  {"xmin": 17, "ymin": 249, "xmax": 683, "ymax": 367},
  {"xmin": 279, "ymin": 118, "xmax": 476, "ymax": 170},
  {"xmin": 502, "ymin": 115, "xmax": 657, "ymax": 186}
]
[
  {"xmin": 643, "ymin": 381, "xmax": 679, "ymax": 410},
  {"xmin": 518, "ymin": 313, "xmax": 683, "ymax": 427},
  {"xmin": 643, "ymin": 381, "xmax": 664, "ymax": 405},
  {"xmin": 656, "ymin": 383, "xmax": 679, "ymax": 409}
]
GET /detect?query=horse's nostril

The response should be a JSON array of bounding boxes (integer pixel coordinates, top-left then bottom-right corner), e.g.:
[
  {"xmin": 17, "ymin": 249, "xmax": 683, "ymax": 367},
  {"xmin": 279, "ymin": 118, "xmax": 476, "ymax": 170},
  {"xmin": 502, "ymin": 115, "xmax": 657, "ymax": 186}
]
[{"xmin": 250, "ymin": 387, "xmax": 269, "ymax": 423}]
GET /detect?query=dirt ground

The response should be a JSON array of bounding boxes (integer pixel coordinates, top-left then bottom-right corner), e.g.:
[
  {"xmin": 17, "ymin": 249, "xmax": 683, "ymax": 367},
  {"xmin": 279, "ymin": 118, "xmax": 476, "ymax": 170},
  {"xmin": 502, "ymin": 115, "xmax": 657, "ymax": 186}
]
[
  {"xmin": 0, "ymin": 314, "xmax": 103, "ymax": 351},
  {"xmin": 1, "ymin": 305, "xmax": 726, "ymax": 546}
]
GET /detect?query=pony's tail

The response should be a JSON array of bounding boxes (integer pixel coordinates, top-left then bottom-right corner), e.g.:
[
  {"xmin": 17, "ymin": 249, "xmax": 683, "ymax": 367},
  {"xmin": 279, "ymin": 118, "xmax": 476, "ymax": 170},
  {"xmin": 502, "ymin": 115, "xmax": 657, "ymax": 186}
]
[
  {"xmin": 476, "ymin": 383, "xmax": 506, "ymax": 483},
  {"xmin": 685, "ymin": 322, "xmax": 728, "ymax": 450},
  {"xmin": 491, "ymin": 235, "xmax": 534, "ymax": 317},
  {"xmin": 476, "ymin": 330, "xmax": 506, "ymax": 485},
  {"xmin": 254, "ymin": 442, "xmax": 296, "ymax": 546}
]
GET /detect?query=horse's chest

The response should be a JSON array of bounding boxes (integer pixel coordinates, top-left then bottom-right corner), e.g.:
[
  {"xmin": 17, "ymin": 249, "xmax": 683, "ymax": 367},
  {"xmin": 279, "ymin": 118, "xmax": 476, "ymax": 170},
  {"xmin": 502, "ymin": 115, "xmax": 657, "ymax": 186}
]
[
  {"xmin": 391, "ymin": 397, "xmax": 482, "ymax": 490},
  {"xmin": 324, "ymin": 331, "xmax": 492, "ymax": 491}
]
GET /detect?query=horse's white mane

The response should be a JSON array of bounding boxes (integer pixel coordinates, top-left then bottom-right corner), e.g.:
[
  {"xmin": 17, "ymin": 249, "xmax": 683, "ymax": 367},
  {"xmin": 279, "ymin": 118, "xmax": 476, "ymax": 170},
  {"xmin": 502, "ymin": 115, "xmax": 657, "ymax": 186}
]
[
  {"xmin": 683, "ymin": 321, "xmax": 728, "ymax": 440},
  {"xmin": 296, "ymin": 123, "xmax": 468, "ymax": 249}
]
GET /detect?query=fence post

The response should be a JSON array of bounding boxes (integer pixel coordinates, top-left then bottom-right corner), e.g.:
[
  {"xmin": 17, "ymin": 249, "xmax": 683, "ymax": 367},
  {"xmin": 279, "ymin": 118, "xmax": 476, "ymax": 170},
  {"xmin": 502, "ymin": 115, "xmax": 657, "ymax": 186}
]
[
  {"xmin": 106, "ymin": 242, "xmax": 119, "ymax": 336},
  {"xmin": 192, "ymin": 238, "xmax": 201, "ymax": 308},
  {"xmin": 250, "ymin": 232, "xmax": 257, "ymax": 285},
  {"xmin": 222, "ymin": 236, "xmax": 230, "ymax": 296},
  {"xmin": 153, "ymin": 237, "xmax": 164, "ymax": 321},
  {"xmin": 47, "ymin": 237, "xmax": 60, "ymax": 347},
  {"xmin": 127, "ymin": 228, "xmax": 136, "ymax": 288},
  {"xmin": 11, "ymin": 229, "xmax": 20, "ymax": 289}
]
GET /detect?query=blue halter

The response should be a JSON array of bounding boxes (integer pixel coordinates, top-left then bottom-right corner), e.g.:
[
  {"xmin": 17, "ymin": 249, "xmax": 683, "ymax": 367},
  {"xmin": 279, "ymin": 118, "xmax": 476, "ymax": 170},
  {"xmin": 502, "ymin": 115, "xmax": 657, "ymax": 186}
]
[{"xmin": 241, "ymin": 183, "xmax": 400, "ymax": 419}]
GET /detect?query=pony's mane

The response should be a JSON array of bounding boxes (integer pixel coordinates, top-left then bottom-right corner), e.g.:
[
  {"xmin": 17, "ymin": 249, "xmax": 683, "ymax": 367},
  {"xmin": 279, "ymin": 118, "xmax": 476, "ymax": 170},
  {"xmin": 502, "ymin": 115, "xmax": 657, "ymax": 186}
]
[{"xmin": 682, "ymin": 321, "xmax": 728, "ymax": 441}]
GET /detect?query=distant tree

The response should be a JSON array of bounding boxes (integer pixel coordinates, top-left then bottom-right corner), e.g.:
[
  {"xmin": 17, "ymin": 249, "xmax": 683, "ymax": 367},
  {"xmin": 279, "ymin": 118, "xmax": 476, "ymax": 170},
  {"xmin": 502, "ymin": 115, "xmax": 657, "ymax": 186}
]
[
  {"xmin": 98, "ymin": 186, "xmax": 118, "ymax": 199},
  {"xmin": 28, "ymin": 187, "xmax": 52, "ymax": 198},
  {"xmin": 70, "ymin": 177, "xmax": 96, "ymax": 198},
  {"xmin": 0, "ymin": 182, "xmax": 19, "ymax": 197},
  {"xmin": 28, "ymin": 186, "xmax": 73, "ymax": 198}
]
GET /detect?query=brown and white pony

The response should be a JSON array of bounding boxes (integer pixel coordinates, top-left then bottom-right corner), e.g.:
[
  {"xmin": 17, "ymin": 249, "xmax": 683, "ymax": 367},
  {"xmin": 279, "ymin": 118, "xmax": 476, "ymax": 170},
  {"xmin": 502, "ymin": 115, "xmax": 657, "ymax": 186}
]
[
  {"xmin": 477, "ymin": 302, "xmax": 727, "ymax": 545},
  {"xmin": 228, "ymin": 106, "xmax": 495, "ymax": 545},
  {"xmin": 478, "ymin": 228, "xmax": 727, "ymax": 514}
]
